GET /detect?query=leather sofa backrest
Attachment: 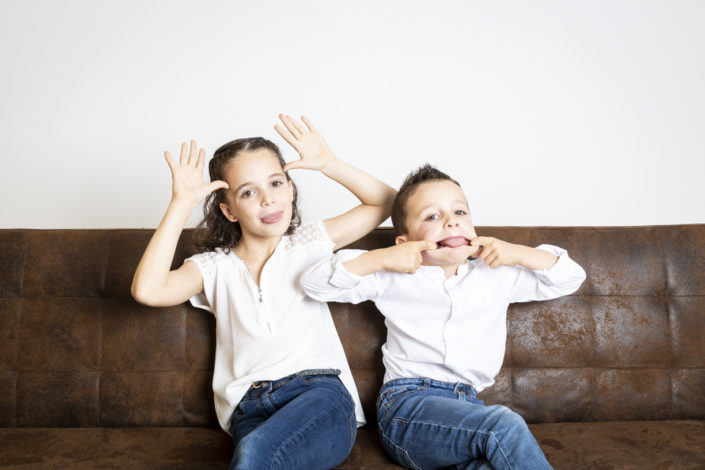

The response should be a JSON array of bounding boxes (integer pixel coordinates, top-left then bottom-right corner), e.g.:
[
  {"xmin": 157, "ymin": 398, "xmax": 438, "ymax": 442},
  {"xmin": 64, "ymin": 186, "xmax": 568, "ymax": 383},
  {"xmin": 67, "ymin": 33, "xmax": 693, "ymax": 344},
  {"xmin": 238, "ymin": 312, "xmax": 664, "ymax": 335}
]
[{"xmin": 1, "ymin": 226, "xmax": 703, "ymax": 427}]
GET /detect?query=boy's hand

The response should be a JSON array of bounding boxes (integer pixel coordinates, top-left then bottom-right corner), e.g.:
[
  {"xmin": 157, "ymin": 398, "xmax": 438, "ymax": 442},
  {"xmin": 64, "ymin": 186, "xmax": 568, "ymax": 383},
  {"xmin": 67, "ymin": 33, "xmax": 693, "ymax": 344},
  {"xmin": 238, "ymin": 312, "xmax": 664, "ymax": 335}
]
[
  {"xmin": 381, "ymin": 240, "xmax": 438, "ymax": 274},
  {"xmin": 470, "ymin": 236, "xmax": 522, "ymax": 269},
  {"xmin": 342, "ymin": 240, "xmax": 436, "ymax": 277},
  {"xmin": 470, "ymin": 237, "xmax": 559, "ymax": 270},
  {"xmin": 274, "ymin": 114, "xmax": 338, "ymax": 173}
]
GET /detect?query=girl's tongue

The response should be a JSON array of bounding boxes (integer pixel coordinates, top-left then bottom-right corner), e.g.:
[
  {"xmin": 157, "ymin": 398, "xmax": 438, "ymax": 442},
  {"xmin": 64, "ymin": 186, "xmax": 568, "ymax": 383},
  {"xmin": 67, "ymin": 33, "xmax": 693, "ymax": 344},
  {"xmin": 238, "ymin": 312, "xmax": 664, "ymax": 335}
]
[
  {"xmin": 437, "ymin": 236, "xmax": 469, "ymax": 248},
  {"xmin": 262, "ymin": 211, "xmax": 283, "ymax": 224}
]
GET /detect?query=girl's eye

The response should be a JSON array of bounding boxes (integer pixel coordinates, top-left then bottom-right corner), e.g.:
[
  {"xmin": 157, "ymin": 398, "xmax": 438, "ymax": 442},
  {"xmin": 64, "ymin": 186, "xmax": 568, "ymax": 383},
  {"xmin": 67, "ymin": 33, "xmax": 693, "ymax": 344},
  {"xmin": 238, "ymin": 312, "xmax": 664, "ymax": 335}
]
[
  {"xmin": 241, "ymin": 190, "xmax": 254, "ymax": 199},
  {"xmin": 272, "ymin": 180, "xmax": 283, "ymax": 188}
]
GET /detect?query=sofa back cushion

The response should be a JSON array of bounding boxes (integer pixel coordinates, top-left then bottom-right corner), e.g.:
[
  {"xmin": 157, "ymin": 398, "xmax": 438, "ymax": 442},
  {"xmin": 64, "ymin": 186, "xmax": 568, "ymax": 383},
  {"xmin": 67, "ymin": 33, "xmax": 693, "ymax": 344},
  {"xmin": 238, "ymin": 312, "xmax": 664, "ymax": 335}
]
[{"xmin": 0, "ymin": 226, "xmax": 703, "ymax": 427}]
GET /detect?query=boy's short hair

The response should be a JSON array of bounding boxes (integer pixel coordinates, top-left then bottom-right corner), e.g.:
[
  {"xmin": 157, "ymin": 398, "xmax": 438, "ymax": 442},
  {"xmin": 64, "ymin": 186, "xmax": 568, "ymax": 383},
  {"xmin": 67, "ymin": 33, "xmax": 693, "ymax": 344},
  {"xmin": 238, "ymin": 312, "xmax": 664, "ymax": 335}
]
[{"xmin": 391, "ymin": 164, "xmax": 461, "ymax": 235}]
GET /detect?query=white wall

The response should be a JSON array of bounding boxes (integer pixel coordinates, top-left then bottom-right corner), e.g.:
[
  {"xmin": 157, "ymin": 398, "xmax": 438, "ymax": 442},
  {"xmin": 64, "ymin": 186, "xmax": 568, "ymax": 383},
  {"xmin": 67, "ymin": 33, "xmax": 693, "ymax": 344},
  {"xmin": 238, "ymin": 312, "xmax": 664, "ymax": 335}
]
[{"xmin": 1, "ymin": 0, "xmax": 703, "ymax": 228}]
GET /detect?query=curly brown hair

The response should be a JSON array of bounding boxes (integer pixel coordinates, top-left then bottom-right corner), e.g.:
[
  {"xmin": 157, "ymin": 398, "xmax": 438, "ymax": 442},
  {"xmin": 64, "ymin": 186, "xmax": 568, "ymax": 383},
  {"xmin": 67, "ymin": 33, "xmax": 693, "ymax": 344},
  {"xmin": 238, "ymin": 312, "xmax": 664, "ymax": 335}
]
[
  {"xmin": 391, "ymin": 164, "xmax": 460, "ymax": 235},
  {"xmin": 191, "ymin": 137, "xmax": 301, "ymax": 253}
]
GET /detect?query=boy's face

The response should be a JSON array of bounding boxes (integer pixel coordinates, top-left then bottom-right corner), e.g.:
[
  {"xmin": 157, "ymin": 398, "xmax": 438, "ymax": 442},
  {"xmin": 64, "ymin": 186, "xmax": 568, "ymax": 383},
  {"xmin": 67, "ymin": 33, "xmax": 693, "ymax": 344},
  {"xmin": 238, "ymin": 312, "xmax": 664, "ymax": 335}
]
[{"xmin": 396, "ymin": 180, "xmax": 479, "ymax": 270}]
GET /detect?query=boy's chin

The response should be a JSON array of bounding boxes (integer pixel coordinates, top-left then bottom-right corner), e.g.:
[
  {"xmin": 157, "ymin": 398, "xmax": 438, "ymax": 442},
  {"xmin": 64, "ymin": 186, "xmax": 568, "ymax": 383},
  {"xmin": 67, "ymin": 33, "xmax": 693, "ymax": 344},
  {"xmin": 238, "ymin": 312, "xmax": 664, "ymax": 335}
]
[{"xmin": 422, "ymin": 248, "xmax": 473, "ymax": 267}]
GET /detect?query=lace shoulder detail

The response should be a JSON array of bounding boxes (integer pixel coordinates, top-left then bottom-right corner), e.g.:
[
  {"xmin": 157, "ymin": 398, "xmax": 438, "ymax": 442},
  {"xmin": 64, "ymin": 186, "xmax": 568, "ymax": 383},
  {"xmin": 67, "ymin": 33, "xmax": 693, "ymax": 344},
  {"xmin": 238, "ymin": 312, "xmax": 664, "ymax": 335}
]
[
  {"xmin": 185, "ymin": 248, "xmax": 231, "ymax": 277},
  {"xmin": 282, "ymin": 220, "xmax": 334, "ymax": 251}
]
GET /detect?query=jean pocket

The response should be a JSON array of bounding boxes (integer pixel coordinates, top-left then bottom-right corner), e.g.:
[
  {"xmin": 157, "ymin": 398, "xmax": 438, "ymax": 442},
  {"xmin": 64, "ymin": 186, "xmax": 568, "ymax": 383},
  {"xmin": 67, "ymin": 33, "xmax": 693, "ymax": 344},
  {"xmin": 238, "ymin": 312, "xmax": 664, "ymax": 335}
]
[
  {"xmin": 379, "ymin": 384, "xmax": 424, "ymax": 410},
  {"xmin": 380, "ymin": 433, "xmax": 422, "ymax": 470}
]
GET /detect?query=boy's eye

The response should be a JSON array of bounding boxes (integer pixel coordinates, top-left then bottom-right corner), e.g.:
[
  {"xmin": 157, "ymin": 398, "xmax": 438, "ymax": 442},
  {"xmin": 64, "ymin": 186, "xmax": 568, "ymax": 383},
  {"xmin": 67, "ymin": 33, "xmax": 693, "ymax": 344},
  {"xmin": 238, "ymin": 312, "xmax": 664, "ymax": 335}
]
[
  {"xmin": 455, "ymin": 210, "xmax": 467, "ymax": 216},
  {"xmin": 425, "ymin": 214, "xmax": 439, "ymax": 221}
]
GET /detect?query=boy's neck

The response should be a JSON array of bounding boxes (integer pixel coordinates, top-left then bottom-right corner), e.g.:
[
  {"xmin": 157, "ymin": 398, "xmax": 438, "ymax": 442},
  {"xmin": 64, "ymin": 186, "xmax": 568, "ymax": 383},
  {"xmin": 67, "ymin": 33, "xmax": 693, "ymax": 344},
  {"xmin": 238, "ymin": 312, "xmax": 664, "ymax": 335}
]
[{"xmin": 422, "ymin": 261, "xmax": 465, "ymax": 279}]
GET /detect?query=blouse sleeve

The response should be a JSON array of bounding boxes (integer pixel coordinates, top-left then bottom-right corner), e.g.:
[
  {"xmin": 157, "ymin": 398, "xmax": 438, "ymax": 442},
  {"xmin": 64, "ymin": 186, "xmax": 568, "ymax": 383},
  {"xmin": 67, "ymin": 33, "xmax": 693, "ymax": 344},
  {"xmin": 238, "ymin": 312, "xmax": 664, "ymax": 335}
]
[
  {"xmin": 287, "ymin": 220, "xmax": 335, "ymax": 252},
  {"xmin": 184, "ymin": 251, "xmax": 220, "ymax": 314}
]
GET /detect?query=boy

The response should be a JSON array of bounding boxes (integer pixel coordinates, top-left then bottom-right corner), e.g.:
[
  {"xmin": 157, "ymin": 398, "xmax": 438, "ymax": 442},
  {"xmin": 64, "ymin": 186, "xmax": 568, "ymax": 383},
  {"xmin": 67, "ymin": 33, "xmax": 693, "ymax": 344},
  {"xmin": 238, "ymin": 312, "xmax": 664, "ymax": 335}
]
[{"xmin": 300, "ymin": 164, "xmax": 586, "ymax": 470}]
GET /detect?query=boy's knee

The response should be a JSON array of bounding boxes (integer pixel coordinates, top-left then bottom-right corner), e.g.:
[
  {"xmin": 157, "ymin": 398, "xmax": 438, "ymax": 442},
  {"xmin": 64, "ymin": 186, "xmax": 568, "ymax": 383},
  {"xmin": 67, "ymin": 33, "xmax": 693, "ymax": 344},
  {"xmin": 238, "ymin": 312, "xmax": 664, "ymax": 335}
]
[{"xmin": 486, "ymin": 405, "xmax": 530, "ymax": 433}]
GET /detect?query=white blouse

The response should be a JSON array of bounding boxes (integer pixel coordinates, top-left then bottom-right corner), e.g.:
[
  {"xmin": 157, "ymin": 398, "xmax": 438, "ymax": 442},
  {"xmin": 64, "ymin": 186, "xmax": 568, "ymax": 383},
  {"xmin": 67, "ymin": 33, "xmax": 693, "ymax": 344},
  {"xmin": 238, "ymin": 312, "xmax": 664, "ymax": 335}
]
[
  {"xmin": 301, "ymin": 245, "xmax": 586, "ymax": 392},
  {"xmin": 186, "ymin": 221, "xmax": 365, "ymax": 432}
]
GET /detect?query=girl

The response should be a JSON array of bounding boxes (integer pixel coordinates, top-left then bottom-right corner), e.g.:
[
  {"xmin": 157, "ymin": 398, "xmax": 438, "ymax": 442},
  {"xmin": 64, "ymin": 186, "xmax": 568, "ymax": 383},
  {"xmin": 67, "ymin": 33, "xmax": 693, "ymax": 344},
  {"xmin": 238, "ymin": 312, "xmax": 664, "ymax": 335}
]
[{"xmin": 131, "ymin": 115, "xmax": 396, "ymax": 470}]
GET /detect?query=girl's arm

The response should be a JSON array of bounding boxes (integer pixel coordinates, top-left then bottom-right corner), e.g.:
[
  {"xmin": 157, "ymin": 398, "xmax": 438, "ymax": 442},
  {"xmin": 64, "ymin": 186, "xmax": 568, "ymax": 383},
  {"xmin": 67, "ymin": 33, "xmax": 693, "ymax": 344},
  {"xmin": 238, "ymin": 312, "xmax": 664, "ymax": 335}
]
[
  {"xmin": 131, "ymin": 141, "xmax": 228, "ymax": 307},
  {"xmin": 275, "ymin": 115, "xmax": 396, "ymax": 250}
]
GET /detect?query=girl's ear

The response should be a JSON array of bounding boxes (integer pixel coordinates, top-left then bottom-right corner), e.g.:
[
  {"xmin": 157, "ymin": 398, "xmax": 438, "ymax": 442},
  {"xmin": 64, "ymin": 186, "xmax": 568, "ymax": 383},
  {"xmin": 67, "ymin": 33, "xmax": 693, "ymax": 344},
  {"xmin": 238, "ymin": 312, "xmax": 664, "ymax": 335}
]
[
  {"xmin": 219, "ymin": 202, "xmax": 238, "ymax": 223},
  {"xmin": 395, "ymin": 235, "xmax": 408, "ymax": 245}
]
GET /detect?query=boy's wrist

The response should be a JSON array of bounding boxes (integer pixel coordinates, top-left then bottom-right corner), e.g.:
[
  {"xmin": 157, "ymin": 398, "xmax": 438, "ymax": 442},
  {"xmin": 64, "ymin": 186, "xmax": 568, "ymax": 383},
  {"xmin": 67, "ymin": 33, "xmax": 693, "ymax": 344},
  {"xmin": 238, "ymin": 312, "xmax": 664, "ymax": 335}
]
[{"xmin": 343, "ymin": 249, "xmax": 386, "ymax": 277}]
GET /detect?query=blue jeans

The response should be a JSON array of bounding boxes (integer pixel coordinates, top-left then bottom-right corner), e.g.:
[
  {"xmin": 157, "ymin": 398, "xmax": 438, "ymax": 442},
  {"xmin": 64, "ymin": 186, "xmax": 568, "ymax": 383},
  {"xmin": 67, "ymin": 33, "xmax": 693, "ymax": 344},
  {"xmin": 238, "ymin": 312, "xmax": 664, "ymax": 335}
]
[
  {"xmin": 377, "ymin": 378, "xmax": 552, "ymax": 470},
  {"xmin": 228, "ymin": 369, "xmax": 357, "ymax": 470}
]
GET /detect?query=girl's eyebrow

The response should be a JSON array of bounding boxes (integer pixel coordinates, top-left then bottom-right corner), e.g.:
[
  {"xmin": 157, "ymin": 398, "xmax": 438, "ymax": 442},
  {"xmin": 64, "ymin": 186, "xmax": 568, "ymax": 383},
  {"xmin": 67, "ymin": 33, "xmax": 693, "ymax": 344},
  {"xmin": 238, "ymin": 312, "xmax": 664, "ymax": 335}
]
[{"xmin": 233, "ymin": 173, "xmax": 284, "ymax": 193}]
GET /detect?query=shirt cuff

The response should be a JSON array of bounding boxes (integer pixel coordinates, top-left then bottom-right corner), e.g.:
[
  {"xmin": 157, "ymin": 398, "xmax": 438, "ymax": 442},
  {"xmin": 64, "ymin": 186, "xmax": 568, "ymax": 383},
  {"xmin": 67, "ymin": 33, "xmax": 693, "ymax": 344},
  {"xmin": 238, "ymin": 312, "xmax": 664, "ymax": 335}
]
[
  {"xmin": 533, "ymin": 244, "xmax": 573, "ymax": 284},
  {"xmin": 328, "ymin": 250, "xmax": 367, "ymax": 289}
]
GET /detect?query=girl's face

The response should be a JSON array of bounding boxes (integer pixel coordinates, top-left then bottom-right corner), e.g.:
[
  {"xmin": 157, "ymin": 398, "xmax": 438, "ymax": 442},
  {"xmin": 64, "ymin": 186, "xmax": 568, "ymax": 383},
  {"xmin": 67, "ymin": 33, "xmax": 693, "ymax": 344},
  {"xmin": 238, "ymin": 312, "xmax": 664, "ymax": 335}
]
[{"xmin": 218, "ymin": 148, "xmax": 294, "ymax": 242}]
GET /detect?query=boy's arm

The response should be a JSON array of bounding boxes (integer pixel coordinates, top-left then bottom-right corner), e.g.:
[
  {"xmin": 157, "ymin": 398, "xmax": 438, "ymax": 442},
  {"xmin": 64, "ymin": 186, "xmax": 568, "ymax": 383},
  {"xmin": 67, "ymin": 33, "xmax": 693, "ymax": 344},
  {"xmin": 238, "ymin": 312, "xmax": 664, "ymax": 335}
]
[
  {"xmin": 300, "ymin": 249, "xmax": 380, "ymax": 304},
  {"xmin": 343, "ymin": 240, "xmax": 437, "ymax": 276},
  {"xmin": 301, "ymin": 240, "xmax": 437, "ymax": 303},
  {"xmin": 275, "ymin": 114, "xmax": 396, "ymax": 250},
  {"xmin": 470, "ymin": 236, "xmax": 586, "ymax": 301}
]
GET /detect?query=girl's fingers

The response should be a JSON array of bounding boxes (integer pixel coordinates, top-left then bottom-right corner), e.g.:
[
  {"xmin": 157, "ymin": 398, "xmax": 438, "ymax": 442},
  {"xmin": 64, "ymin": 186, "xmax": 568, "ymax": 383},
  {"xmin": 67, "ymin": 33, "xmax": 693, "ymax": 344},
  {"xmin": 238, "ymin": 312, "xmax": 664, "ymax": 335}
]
[
  {"xmin": 288, "ymin": 115, "xmax": 307, "ymax": 135},
  {"xmin": 207, "ymin": 180, "xmax": 229, "ymax": 193},
  {"xmin": 196, "ymin": 148, "xmax": 206, "ymax": 170},
  {"xmin": 164, "ymin": 151, "xmax": 177, "ymax": 171},
  {"xmin": 179, "ymin": 142, "xmax": 188, "ymax": 166},
  {"xmin": 188, "ymin": 140, "xmax": 198, "ymax": 166},
  {"xmin": 301, "ymin": 115, "xmax": 316, "ymax": 132},
  {"xmin": 279, "ymin": 114, "xmax": 302, "ymax": 138},
  {"xmin": 274, "ymin": 124, "xmax": 298, "ymax": 149},
  {"xmin": 283, "ymin": 160, "xmax": 307, "ymax": 172}
]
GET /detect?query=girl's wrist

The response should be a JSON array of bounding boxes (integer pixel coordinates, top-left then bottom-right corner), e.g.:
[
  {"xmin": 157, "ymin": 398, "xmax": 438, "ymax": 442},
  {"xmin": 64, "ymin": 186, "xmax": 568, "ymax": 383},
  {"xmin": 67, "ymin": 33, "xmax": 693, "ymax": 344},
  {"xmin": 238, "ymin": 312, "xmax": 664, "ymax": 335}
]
[
  {"xmin": 319, "ymin": 158, "xmax": 345, "ymax": 177},
  {"xmin": 168, "ymin": 197, "xmax": 199, "ymax": 216}
]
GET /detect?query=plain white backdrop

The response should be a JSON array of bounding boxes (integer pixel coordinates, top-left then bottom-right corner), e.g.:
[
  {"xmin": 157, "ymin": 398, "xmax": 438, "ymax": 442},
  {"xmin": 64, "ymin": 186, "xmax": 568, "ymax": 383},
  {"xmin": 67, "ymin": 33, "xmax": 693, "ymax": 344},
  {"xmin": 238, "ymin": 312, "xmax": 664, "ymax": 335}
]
[{"xmin": 1, "ymin": 0, "xmax": 703, "ymax": 228}]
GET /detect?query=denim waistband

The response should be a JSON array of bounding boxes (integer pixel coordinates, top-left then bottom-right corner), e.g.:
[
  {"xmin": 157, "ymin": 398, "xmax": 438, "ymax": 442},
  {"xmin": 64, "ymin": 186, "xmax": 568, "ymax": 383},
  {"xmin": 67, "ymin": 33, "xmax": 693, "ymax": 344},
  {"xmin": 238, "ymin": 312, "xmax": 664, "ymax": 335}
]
[
  {"xmin": 251, "ymin": 368, "xmax": 341, "ymax": 390},
  {"xmin": 382, "ymin": 377, "xmax": 477, "ymax": 395}
]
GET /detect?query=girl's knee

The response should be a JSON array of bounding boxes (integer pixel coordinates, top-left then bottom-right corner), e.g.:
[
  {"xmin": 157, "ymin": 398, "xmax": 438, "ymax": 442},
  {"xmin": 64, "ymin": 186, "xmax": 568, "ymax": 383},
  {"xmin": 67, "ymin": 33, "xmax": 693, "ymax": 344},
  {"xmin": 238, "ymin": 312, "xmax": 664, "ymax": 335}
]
[{"xmin": 231, "ymin": 431, "xmax": 274, "ymax": 470}]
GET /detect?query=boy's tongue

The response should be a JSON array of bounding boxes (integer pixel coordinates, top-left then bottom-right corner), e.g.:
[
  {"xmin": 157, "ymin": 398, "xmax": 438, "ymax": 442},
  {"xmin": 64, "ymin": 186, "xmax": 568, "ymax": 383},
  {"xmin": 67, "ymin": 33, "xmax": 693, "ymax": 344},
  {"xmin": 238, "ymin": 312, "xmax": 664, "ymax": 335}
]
[{"xmin": 438, "ymin": 237, "xmax": 468, "ymax": 248}]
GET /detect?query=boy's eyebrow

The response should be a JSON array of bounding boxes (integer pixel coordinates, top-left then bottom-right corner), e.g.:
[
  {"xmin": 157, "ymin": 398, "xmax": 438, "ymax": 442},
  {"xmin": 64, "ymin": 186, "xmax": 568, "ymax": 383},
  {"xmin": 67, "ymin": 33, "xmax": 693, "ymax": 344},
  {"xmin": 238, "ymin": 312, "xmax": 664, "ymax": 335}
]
[
  {"xmin": 233, "ymin": 172, "xmax": 285, "ymax": 193},
  {"xmin": 418, "ymin": 200, "xmax": 469, "ymax": 213}
]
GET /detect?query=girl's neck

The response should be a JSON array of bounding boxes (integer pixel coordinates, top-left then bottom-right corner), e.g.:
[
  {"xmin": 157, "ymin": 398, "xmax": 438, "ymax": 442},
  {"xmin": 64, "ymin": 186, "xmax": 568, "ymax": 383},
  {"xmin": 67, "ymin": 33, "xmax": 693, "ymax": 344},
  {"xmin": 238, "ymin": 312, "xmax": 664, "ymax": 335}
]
[{"xmin": 234, "ymin": 233, "xmax": 282, "ymax": 263}]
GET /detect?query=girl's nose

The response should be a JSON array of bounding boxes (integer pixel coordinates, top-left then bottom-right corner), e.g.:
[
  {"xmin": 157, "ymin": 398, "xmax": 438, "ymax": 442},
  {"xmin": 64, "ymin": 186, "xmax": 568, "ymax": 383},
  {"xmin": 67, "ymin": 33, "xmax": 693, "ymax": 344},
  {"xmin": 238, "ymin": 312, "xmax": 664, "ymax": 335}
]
[{"xmin": 261, "ymin": 190, "xmax": 274, "ymax": 205}]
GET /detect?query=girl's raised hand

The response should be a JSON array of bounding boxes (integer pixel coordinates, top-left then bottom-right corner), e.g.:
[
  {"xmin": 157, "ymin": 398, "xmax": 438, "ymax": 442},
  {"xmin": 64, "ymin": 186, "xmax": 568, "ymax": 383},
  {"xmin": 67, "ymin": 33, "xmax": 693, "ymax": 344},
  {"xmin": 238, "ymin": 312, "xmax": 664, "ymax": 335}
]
[
  {"xmin": 274, "ymin": 114, "xmax": 338, "ymax": 172},
  {"xmin": 164, "ymin": 140, "xmax": 229, "ymax": 206}
]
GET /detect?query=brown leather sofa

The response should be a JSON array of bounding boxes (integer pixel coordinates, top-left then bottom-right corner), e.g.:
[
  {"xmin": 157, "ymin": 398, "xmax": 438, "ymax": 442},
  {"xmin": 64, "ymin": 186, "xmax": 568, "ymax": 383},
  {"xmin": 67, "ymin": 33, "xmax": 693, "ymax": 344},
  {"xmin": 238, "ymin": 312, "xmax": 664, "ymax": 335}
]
[{"xmin": 1, "ymin": 225, "xmax": 704, "ymax": 469}]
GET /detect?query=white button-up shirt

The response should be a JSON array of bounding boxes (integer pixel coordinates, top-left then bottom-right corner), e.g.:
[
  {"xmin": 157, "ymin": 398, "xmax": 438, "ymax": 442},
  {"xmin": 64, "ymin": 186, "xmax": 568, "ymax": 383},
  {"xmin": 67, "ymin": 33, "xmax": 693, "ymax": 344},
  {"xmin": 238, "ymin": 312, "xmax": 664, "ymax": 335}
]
[
  {"xmin": 301, "ymin": 245, "xmax": 585, "ymax": 392},
  {"xmin": 186, "ymin": 221, "xmax": 365, "ymax": 432}
]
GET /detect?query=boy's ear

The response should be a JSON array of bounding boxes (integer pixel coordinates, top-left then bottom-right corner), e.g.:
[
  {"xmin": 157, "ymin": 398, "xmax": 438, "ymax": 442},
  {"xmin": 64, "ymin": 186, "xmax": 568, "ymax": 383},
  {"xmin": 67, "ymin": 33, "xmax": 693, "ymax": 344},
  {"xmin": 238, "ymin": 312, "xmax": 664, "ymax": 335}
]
[
  {"xmin": 395, "ymin": 235, "xmax": 408, "ymax": 245},
  {"xmin": 219, "ymin": 202, "xmax": 238, "ymax": 223}
]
